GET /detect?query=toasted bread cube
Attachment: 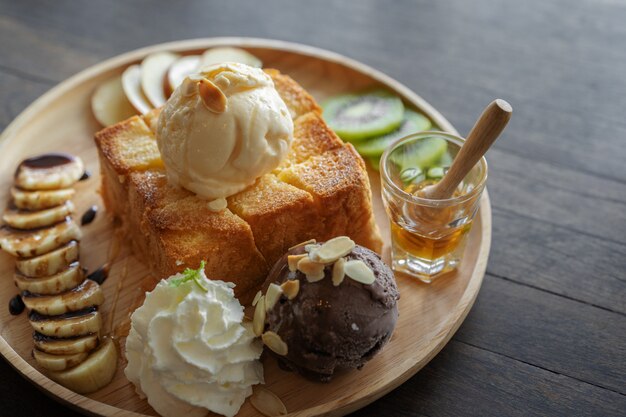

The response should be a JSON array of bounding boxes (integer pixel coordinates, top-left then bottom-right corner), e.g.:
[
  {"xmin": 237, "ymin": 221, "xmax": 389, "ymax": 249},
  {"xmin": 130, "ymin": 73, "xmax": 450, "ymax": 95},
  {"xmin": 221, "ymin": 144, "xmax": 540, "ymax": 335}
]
[{"xmin": 95, "ymin": 69, "xmax": 382, "ymax": 303}]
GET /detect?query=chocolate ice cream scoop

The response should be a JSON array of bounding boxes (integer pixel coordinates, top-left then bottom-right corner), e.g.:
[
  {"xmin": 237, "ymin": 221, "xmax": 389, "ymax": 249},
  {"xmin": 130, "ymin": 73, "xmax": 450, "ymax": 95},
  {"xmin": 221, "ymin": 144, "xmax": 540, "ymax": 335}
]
[{"xmin": 257, "ymin": 237, "xmax": 399, "ymax": 382}]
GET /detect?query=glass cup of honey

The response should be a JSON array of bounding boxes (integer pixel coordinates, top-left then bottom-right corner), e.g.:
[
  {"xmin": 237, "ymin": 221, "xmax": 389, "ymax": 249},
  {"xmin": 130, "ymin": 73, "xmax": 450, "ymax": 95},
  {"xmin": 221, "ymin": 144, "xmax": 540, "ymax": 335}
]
[{"xmin": 380, "ymin": 131, "xmax": 487, "ymax": 283}]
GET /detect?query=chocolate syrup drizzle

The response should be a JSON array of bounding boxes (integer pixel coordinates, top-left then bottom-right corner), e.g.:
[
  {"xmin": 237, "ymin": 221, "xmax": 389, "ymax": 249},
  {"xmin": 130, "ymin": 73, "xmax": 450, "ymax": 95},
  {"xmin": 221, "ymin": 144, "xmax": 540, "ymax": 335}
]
[
  {"xmin": 8, "ymin": 295, "xmax": 25, "ymax": 316},
  {"xmin": 81, "ymin": 205, "xmax": 98, "ymax": 226}
]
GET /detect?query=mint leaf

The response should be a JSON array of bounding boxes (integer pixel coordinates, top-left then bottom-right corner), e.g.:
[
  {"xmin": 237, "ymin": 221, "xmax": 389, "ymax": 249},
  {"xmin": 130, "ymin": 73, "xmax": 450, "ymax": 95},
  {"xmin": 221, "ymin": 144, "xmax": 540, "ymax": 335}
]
[{"xmin": 169, "ymin": 261, "xmax": 208, "ymax": 292}]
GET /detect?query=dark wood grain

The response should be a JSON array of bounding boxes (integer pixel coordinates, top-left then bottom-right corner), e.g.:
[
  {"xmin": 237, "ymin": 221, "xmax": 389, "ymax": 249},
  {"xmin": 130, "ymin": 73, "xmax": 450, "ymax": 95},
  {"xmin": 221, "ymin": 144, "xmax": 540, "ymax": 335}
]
[
  {"xmin": 355, "ymin": 340, "xmax": 626, "ymax": 417},
  {"xmin": 0, "ymin": 0, "xmax": 625, "ymax": 416},
  {"xmin": 456, "ymin": 276, "xmax": 626, "ymax": 393}
]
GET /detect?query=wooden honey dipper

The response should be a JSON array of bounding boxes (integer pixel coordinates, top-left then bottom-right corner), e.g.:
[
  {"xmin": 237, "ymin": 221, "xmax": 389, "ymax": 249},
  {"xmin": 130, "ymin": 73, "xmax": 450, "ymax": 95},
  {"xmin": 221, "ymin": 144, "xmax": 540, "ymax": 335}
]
[{"xmin": 420, "ymin": 99, "xmax": 512, "ymax": 200}]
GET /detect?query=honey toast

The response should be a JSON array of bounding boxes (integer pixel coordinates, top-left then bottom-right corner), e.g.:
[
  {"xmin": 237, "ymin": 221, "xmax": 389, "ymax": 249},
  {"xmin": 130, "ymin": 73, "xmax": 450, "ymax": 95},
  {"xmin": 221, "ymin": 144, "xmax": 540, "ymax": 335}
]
[{"xmin": 95, "ymin": 70, "xmax": 382, "ymax": 302}]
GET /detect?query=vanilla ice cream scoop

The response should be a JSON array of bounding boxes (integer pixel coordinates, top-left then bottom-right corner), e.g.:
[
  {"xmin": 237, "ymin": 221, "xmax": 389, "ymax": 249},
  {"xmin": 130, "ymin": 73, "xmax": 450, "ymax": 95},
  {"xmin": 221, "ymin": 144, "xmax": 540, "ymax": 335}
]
[{"xmin": 156, "ymin": 62, "xmax": 293, "ymax": 200}]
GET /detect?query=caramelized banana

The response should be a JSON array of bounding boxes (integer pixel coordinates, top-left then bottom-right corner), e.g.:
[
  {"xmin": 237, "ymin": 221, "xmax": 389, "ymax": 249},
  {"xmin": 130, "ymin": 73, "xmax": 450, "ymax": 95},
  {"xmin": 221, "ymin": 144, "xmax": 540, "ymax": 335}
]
[
  {"xmin": 29, "ymin": 308, "xmax": 101, "ymax": 338},
  {"xmin": 14, "ymin": 263, "xmax": 84, "ymax": 295},
  {"xmin": 15, "ymin": 240, "xmax": 79, "ymax": 278},
  {"xmin": 0, "ymin": 219, "xmax": 81, "ymax": 257},
  {"xmin": 3, "ymin": 201, "xmax": 74, "ymax": 230},
  {"xmin": 33, "ymin": 349, "xmax": 88, "ymax": 372},
  {"xmin": 10, "ymin": 187, "xmax": 75, "ymax": 211},
  {"xmin": 22, "ymin": 279, "xmax": 104, "ymax": 316},
  {"xmin": 47, "ymin": 338, "xmax": 117, "ymax": 394},
  {"xmin": 3, "ymin": 152, "xmax": 116, "ymax": 394},
  {"xmin": 33, "ymin": 332, "xmax": 99, "ymax": 355},
  {"xmin": 15, "ymin": 154, "xmax": 84, "ymax": 191}
]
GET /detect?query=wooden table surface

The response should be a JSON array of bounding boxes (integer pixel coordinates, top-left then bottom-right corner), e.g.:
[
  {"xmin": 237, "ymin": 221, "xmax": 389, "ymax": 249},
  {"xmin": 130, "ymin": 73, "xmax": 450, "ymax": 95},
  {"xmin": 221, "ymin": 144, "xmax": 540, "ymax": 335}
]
[{"xmin": 1, "ymin": 0, "xmax": 624, "ymax": 416}]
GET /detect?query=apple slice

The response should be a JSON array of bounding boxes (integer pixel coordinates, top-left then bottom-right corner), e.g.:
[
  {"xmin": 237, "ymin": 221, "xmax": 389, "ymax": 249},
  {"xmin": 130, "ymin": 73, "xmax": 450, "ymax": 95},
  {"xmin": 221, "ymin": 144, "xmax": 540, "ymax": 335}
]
[
  {"xmin": 91, "ymin": 75, "xmax": 137, "ymax": 127},
  {"xmin": 122, "ymin": 64, "xmax": 153, "ymax": 114},
  {"xmin": 141, "ymin": 52, "xmax": 179, "ymax": 108},
  {"xmin": 166, "ymin": 55, "xmax": 201, "ymax": 96},
  {"xmin": 199, "ymin": 47, "xmax": 262, "ymax": 69}
]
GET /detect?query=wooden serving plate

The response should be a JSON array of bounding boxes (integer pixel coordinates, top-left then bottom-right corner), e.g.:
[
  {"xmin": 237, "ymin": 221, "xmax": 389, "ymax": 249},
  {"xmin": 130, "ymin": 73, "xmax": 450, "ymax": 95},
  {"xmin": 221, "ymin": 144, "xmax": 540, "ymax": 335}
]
[{"xmin": 0, "ymin": 38, "xmax": 491, "ymax": 416}]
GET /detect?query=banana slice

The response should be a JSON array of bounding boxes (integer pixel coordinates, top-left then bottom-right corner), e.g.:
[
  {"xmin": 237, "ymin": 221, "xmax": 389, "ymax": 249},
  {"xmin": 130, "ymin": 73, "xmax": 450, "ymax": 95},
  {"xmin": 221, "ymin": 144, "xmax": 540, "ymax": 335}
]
[
  {"xmin": 11, "ymin": 187, "xmax": 75, "ymax": 211},
  {"xmin": 0, "ymin": 219, "xmax": 81, "ymax": 257},
  {"xmin": 30, "ymin": 308, "xmax": 101, "ymax": 338},
  {"xmin": 33, "ymin": 349, "xmax": 88, "ymax": 372},
  {"xmin": 33, "ymin": 332, "xmax": 99, "ymax": 355},
  {"xmin": 22, "ymin": 279, "xmax": 104, "ymax": 316},
  {"xmin": 47, "ymin": 337, "xmax": 117, "ymax": 394},
  {"xmin": 15, "ymin": 153, "xmax": 84, "ymax": 191},
  {"xmin": 3, "ymin": 201, "xmax": 74, "ymax": 230},
  {"xmin": 14, "ymin": 263, "xmax": 84, "ymax": 294},
  {"xmin": 15, "ymin": 240, "xmax": 79, "ymax": 278}
]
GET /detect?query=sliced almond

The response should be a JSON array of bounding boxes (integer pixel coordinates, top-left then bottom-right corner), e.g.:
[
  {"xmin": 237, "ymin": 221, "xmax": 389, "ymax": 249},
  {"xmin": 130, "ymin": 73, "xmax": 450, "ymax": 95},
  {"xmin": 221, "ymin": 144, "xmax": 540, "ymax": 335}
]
[
  {"xmin": 287, "ymin": 253, "xmax": 307, "ymax": 272},
  {"xmin": 262, "ymin": 331, "xmax": 288, "ymax": 356},
  {"xmin": 304, "ymin": 243, "xmax": 320, "ymax": 253},
  {"xmin": 197, "ymin": 78, "xmax": 227, "ymax": 113},
  {"xmin": 288, "ymin": 238, "xmax": 316, "ymax": 251},
  {"xmin": 309, "ymin": 236, "xmax": 355, "ymax": 264},
  {"xmin": 297, "ymin": 257, "xmax": 325, "ymax": 282},
  {"xmin": 252, "ymin": 290, "xmax": 262, "ymax": 307},
  {"xmin": 253, "ymin": 295, "xmax": 265, "ymax": 337},
  {"xmin": 250, "ymin": 386, "xmax": 287, "ymax": 417},
  {"xmin": 265, "ymin": 283, "xmax": 283, "ymax": 312},
  {"xmin": 332, "ymin": 257, "xmax": 346, "ymax": 287},
  {"xmin": 280, "ymin": 280, "xmax": 300, "ymax": 300},
  {"xmin": 344, "ymin": 260, "xmax": 376, "ymax": 285}
]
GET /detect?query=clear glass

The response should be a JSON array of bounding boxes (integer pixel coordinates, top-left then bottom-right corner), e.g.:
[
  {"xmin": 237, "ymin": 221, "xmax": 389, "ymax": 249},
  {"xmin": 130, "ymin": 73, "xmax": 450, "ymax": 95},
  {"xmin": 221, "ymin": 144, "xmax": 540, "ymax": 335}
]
[{"xmin": 380, "ymin": 132, "xmax": 487, "ymax": 283}]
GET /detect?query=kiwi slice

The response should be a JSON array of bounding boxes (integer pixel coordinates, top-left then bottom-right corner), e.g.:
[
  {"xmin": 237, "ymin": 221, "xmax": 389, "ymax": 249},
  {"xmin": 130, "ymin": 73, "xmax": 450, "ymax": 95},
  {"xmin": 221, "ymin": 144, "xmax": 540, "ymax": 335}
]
[
  {"xmin": 427, "ymin": 167, "xmax": 445, "ymax": 179},
  {"xmin": 323, "ymin": 90, "xmax": 404, "ymax": 141},
  {"xmin": 390, "ymin": 136, "xmax": 448, "ymax": 173},
  {"xmin": 354, "ymin": 110, "xmax": 432, "ymax": 157}
]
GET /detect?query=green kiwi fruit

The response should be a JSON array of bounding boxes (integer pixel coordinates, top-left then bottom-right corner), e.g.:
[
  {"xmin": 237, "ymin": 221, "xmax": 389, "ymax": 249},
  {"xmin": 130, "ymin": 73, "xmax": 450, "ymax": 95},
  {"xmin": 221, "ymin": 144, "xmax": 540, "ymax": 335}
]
[
  {"xmin": 354, "ymin": 110, "xmax": 432, "ymax": 157},
  {"xmin": 322, "ymin": 90, "xmax": 404, "ymax": 141},
  {"xmin": 390, "ymin": 136, "xmax": 448, "ymax": 173}
]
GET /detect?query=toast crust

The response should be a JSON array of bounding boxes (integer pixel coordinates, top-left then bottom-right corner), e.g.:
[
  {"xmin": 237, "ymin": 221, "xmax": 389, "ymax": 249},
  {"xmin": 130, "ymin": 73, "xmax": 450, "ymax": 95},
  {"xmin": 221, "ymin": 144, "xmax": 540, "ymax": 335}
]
[{"xmin": 95, "ymin": 70, "xmax": 382, "ymax": 302}]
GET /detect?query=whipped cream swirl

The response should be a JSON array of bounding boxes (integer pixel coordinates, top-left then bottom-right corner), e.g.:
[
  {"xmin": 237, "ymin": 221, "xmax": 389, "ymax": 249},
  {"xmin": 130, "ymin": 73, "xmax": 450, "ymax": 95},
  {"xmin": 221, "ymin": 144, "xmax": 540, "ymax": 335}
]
[{"xmin": 125, "ymin": 269, "xmax": 263, "ymax": 417}]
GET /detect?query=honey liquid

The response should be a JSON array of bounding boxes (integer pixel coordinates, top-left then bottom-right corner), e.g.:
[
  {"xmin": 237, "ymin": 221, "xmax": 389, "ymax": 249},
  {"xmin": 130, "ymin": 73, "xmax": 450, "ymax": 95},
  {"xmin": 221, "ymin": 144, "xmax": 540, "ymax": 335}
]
[
  {"xmin": 390, "ymin": 179, "xmax": 471, "ymax": 261},
  {"xmin": 390, "ymin": 221, "xmax": 471, "ymax": 260}
]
